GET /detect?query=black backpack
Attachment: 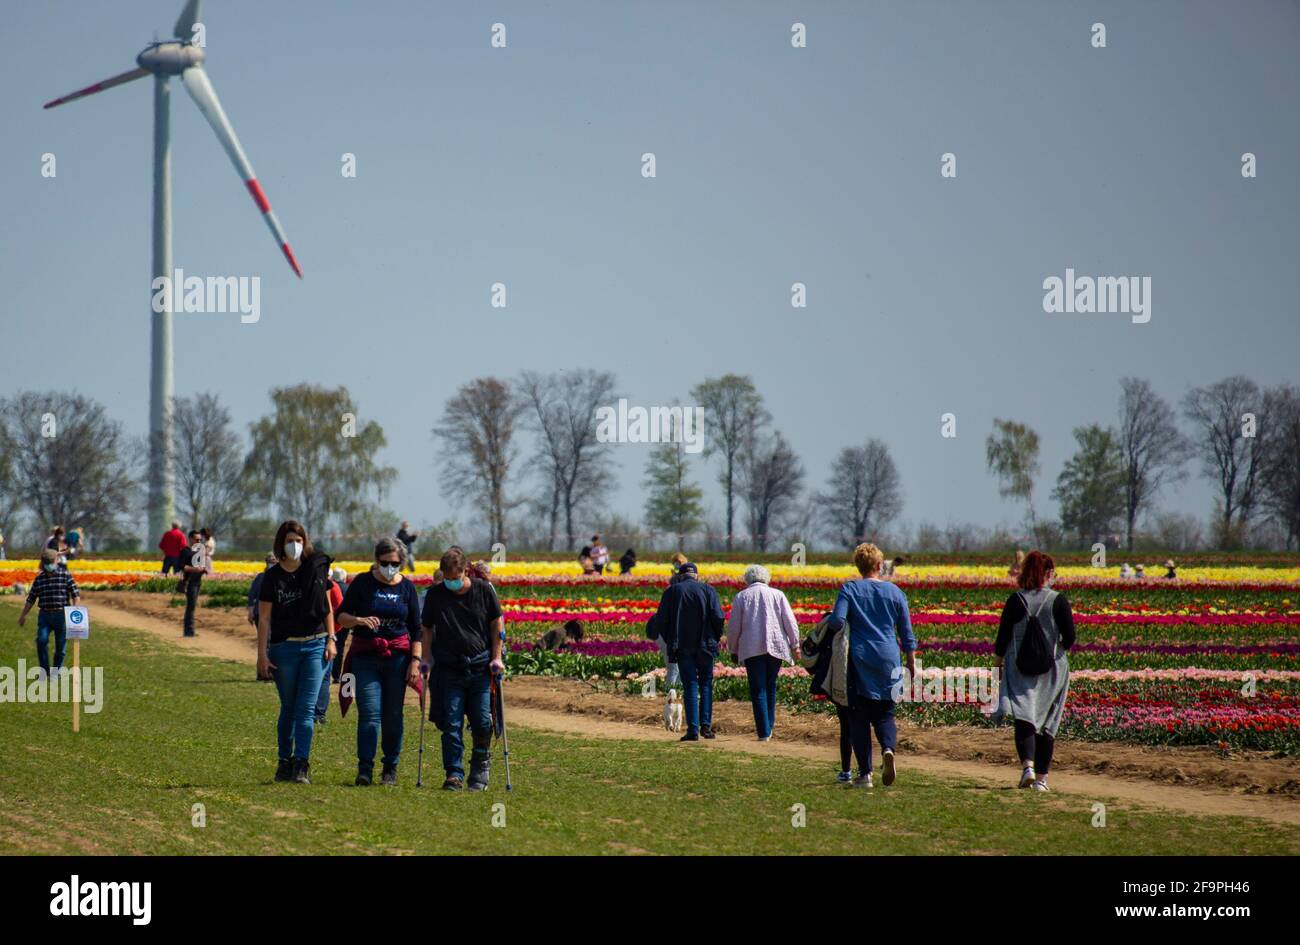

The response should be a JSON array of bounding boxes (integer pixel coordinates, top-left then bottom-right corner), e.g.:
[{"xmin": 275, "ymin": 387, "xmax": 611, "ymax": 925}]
[{"xmin": 1015, "ymin": 591, "xmax": 1055, "ymax": 676}]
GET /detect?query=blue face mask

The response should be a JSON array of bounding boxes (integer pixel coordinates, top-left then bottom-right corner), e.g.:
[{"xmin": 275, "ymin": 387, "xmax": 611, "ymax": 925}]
[{"xmin": 443, "ymin": 577, "xmax": 464, "ymax": 591}]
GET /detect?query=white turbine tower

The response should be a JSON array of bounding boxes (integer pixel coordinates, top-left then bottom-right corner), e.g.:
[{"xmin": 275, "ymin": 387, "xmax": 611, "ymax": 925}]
[{"xmin": 44, "ymin": 0, "xmax": 302, "ymax": 541}]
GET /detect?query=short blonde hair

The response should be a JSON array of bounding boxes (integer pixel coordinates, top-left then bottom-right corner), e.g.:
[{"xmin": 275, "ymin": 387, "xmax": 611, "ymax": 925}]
[{"xmin": 853, "ymin": 542, "xmax": 884, "ymax": 576}]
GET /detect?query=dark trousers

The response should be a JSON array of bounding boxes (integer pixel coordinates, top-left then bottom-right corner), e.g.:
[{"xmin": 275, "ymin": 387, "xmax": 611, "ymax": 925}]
[
  {"xmin": 161, "ymin": 556, "xmax": 180, "ymax": 574},
  {"xmin": 677, "ymin": 650, "xmax": 715, "ymax": 734},
  {"xmin": 836, "ymin": 705, "xmax": 854, "ymax": 772},
  {"xmin": 439, "ymin": 664, "xmax": 492, "ymax": 779},
  {"xmin": 183, "ymin": 579, "xmax": 200, "ymax": 636},
  {"xmin": 35, "ymin": 610, "xmax": 68, "ymax": 674},
  {"xmin": 847, "ymin": 698, "xmax": 897, "ymax": 775},
  {"xmin": 1014, "ymin": 720, "xmax": 1055, "ymax": 774},
  {"xmin": 744, "ymin": 654, "xmax": 781, "ymax": 738}
]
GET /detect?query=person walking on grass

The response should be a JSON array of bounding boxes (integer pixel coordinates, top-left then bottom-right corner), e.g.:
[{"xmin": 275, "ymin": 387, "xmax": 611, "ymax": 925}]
[
  {"xmin": 651, "ymin": 562, "xmax": 725, "ymax": 742},
  {"xmin": 724, "ymin": 565, "xmax": 801, "ymax": 742},
  {"xmin": 336, "ymin": 540, "xmax": 423, "ymax": 786},
  {"xmin": 825, "ymin": 543, "xmax": 917, "ymax": 789},
  {"xmin": 17, "ymin": 548, "xmax": 80, "ymax": 681},
  {"xmin": 256, "ymin": 521, "xmax": 336, "ymax": 785},
  {"xmin": 993, "ymin": 550, "xmax": 1076, "ymax": 792},
  {"xmin": 181, "ymin": 529, "xmax": 206, "ymax": 638},
  {"xmin": 420, "ymin": 547, "xmax": 505, "ymax": 791}
]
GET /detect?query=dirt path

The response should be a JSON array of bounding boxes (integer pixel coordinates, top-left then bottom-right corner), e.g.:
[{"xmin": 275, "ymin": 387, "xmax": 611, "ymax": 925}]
[
  {"xmin": 502, "ymin": 677, "xmax": 1300, "ymax": 826},
  {"xmin": 37, "ymin": 593, "xmax": 1300, "ymax": 825}
]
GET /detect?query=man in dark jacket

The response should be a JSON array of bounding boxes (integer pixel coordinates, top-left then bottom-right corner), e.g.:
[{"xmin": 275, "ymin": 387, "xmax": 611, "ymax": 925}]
[{"xmin": 650, "ymin": 563, "xmax": 725, "ymax": 741}]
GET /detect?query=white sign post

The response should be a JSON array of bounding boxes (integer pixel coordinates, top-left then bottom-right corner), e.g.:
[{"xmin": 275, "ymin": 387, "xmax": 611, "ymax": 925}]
[{"xmin": 64, "ymin": 606, "xmax": 89, "ymax": 732}]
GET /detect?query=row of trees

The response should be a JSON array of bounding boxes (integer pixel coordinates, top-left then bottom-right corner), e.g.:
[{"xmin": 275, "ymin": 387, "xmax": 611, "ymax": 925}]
[
  {"xmin": 986, "ymin": 376, "xmax": 1300, "ymax": 551},
  {"xmin": 1, "ymin": 373, "xmax": 1297, "ymax": 553}
]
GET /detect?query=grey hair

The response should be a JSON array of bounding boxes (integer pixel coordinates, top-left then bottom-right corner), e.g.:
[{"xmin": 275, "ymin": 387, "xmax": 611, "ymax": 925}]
[
  {"xmin": 743, "ymin": 564, "xmax": 771, "ymax": 586},
  {"xmin": 374, "ymin": 537, "xmax": 404, "ymax": 561}
]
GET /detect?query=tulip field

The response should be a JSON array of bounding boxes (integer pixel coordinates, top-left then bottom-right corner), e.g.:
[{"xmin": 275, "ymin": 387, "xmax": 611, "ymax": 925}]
[{"xmin": 4, "ymin": 558, "xmax": 1300, "ymax": 753}]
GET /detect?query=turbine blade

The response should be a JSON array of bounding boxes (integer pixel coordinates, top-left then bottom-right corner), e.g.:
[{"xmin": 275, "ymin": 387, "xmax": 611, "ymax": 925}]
[
  {"xmin": 180, "ymin": 65, "xmax": 303, "ymax": 278},
  {"xmin": 43, "ymin": 67, "xmax": 149, "ymax": 109},
  {"xmin": 174, "ymin": 0, "xmax": 202, "ymax": 40}
]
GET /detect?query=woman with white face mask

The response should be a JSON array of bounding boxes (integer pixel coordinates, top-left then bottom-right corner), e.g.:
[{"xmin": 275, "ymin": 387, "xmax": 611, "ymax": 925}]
[
  {"xmin": 334, "ymin": 538, "xmax": 424, "ymax": 785},
  {"xmin": 257, "ymin": 520, "xmax": 337, "ymax": 785}
]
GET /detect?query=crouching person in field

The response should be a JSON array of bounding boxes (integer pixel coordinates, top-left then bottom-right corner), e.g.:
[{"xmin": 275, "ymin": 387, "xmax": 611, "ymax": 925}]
[
  {"xmin": 825, "ymin": 543, "xmax": 916, "ymax": 788},
  {"xmin": 421, "ymin": 547, "xmax": 505, "ymax": 791},
  {"xmin": 336, "ymin": 540, "xmax": 423, "ymax": 786},
  {"xmin": 17, "ymin": 548, "xmax": 80, "ymax": 681},
  {"xmin": 256, "ymin": 521, "xmax": 337, "ymax": 785}
]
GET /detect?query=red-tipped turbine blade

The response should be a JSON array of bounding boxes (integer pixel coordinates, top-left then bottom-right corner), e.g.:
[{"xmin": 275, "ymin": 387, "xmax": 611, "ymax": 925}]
[
  {"xmin": 44, "ymin": 67, "xmax": 150, "ymax": 109},
  {"xmin": 180, "ymin": 64, "xmax": 303, "ymax": 278}
]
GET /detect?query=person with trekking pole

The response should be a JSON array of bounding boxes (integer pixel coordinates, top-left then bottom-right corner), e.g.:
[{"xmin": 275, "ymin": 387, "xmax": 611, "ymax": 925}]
[
  {"xmin": 992, "ymin": 550, "xmax": 1075, "ymax": 792},
  {"xmin": 493, "ymin": 631, "xmax": 513, "ymax": 792},
  {"xmin": 334, "ymin": 538, "xmax": 423, "ymax": 786},
  {"xmin": 257, "ymin": 521, "xmax": 336, "ymax": 785},
  {"xmin": 420, "ymin": 547, "xmax": 504, "ymax": 791}
]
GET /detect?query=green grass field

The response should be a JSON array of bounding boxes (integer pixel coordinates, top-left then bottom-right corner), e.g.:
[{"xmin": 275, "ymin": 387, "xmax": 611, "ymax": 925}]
[{"xmin": 0, "ymin": 601, "xmax": 1295, "ymax": 855}]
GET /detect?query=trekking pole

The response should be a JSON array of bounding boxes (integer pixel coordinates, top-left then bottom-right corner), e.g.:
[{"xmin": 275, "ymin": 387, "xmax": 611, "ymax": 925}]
[
  {"xmin": 416, "ymin": 662, "xmax": 428, "ymax": 788},
  {"xmin": 497, "ymin": 629, "xmax": 512, "ymax": 792}
]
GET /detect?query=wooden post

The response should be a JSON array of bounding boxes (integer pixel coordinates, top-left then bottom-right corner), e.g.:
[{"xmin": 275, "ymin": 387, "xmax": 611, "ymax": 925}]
[{"xmin": 72, "ymin": 640, "xmax": 80, "ymax": 733}]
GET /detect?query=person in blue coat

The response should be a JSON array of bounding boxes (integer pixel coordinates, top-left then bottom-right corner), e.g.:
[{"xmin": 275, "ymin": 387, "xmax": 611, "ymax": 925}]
[
  {"xmin": 825, "ymin": 543, "xmax": 917, "ymax": 789},
  {"xmin": 651, "ymin": 562, "xmax": 725, "ymax": 741}
]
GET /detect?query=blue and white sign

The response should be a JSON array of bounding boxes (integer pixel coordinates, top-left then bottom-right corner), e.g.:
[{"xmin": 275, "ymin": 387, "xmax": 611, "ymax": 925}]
[{"xmin": 64, "ymin": 605, "xmax": 90, "ymax": 640}]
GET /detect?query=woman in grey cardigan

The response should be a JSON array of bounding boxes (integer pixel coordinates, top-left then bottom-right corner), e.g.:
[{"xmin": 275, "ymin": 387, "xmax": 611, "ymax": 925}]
[{"xmin": 993, "ymin": 551, "xmax": 1076, "ymax": 792}]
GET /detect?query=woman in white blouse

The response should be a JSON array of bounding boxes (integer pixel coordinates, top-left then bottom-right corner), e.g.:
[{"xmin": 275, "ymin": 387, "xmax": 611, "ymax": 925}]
[{"xmin": 724, "ymin": 565, "xmax": 802, "ymax": 741}]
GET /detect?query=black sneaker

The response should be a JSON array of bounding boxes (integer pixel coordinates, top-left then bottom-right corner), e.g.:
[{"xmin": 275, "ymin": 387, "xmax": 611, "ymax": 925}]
[
  {"xmin": 274, "ymin": 759, "xmax": 292, "ymax": 782},
  {"xmin": 700, "ymin": 724, "xmax": 716, "ymax": 739},
  {"xmin": 680, "ymin": 731, "xmax": 700, "ymax": 742},
  {"xmin": 291, "ymin": 759, "xmax": 311, "ymax": 784},
  {"xmin": 442, "ymin": 776, "xmax": 463, "ymax": 791},
  {"xmin": 381, "ymin": 764, "xmax": 398, "ymax": 787},
  {"xmin": 355, "ymin": 767, "xmax": 373, "ymax": 787},
  {"xmin": 467, "ymin": 756, "xmax": 490, "ymax": 792}
]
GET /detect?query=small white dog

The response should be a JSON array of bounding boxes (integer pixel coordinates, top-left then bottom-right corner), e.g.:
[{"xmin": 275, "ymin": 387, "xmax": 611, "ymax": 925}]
[{"xmin": 663, "ymin": 689, "xmax": 684, "ymax": 732}]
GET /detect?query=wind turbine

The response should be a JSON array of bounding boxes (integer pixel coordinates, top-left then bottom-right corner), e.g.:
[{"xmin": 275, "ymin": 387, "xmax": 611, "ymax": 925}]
[{"xmin": 44, "ymin": 0, "xmax": 302, "ymax": 542}]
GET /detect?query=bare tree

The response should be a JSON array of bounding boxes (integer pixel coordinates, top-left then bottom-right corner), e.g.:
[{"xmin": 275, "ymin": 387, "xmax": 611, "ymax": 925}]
[
  {"xmin": 1117, "ymin": 378, "xmax": 1190, "ymax": 551},
  {"xmin": 739, "ymin": 431, "xmax": 804, "ymax": 552},
  {"xmin": 818, "ymin": 439, "xmax": 902, "ymax": 549},
  {"xmin": 1259, "ymin": 385, "xmax": 1300, "ymax": 549},
  {"xmin": 174, "ymin": 392, "xmax": 248, "ymax": 536},
  {"xmin": 1, "ymin": 391, "xmax": 140, "ymax": 537},
  {"xmin": 689, "ymin": 374, "xmax": 770, "ymax": 550},
  {"xmin": 517, "ymin": 369, "xmax": 616, "ymax": 550},
  {"xmin": 1182, "ymin": 376, "xmax": 1261, "ymax": 547},
  {"xmin": 434, "ymin": 377, "xmax": 525, "ymax": 546}
]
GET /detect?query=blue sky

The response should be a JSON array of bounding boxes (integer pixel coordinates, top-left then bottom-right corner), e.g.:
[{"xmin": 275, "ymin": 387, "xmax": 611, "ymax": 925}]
[{"xmin": 4, "ymin": 1, "xmax": 1299, "ymax": 544}]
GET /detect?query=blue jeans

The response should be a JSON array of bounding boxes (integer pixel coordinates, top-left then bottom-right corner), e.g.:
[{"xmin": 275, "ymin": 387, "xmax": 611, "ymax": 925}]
[
  {"xmin": 656, "ymin": 637, "xmax": 681, "ymax": 688},
  {"xmin": 353, "ymin": 652, "xmax": 410, "ymax": 769},
  {"xmin": 35, "ymin": 610, "xmax": 67, "ymax": 674},
  {"xmin": 848, "ymin": 698, "xmax": 897, "ymax": 774},
  {"xmin": 268, "ymin": 636, "xmax": 328, "ymax": 762},
  {"xmin": 744, "ymin": 654, "xmax": 781, "ymax": 738},
  {"xmin": 316, "ymin": 655, "xmax": 333, "ymax": 719},
  {"xmin": 439, "ymin": 664, "xmax": 492, "ymax": 779},
  {"xmin": 677, "ymin": 650, "xmax": 715, "ymax": 734}
]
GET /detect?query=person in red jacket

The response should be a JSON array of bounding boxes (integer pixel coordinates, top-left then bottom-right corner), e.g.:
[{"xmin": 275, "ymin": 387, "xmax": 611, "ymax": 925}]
[{"xmin": 158, "ymin": 520, "xmax": 188, "ymax": 574}]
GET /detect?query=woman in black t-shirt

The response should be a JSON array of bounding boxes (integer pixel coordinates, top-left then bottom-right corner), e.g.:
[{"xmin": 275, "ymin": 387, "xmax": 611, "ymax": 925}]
[{"xmin": 257, "ymin": 520, "xmax": 336, "ymax": 785}]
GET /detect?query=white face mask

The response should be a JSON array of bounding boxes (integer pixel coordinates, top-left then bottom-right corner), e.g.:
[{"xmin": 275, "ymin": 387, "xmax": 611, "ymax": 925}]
[
  {"xmin": 378, "ymin": 563, "xmax": 400, "ymax": 580},
  {"xmin": 285, "ymin": 540, "xmax": 303, "ymax": 561},
  {"xmin": 43, "ymin": 562, "xmax": 57, "ymax": 572}
]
